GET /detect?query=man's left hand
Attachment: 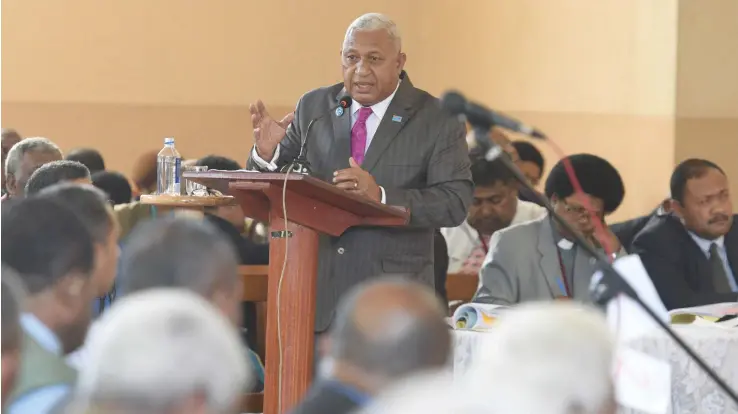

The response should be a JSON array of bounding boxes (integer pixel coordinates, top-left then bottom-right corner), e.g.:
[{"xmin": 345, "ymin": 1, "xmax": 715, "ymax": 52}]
[{"xmin": 333, "ymin": 158, "xmax": 381, "ymax": 202}]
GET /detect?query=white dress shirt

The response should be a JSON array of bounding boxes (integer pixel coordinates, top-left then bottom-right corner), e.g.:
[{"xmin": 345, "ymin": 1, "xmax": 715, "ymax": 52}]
[{"xmin": 251, "ymin": 82, "xmax": 401, "ymax": 204}]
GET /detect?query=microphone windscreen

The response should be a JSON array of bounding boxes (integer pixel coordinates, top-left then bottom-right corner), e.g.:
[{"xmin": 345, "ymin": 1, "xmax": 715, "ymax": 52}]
[
  {"xmin": 440, "ymin": 91, "xmax": 467, "ymax": 115},
  {"xmin": 338, "ymin": 95, "xmax": 352, "ymax": 108}
]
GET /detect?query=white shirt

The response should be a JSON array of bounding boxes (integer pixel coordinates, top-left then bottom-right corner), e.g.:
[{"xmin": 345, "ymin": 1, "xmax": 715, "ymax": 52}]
[
  {"xmin": 441, "ymin": 199, "xmax": 547, "ymax": 273},
  {"xmin": 251, "ymin": 82, "xmax": 401, "ymax": 204}
]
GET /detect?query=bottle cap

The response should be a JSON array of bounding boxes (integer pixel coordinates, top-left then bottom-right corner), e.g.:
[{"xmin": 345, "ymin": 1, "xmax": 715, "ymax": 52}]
[{"xmin": 164, "ymin": 137, "xmax": 175, "ymax": 144}]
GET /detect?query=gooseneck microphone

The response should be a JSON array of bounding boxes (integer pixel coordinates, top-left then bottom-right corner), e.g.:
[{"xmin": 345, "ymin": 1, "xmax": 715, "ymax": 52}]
[
  {"xmin": 440, "ymin": 91, "xmax": 546, "ymax": 139},
  {"xmin": 282, "ymin": 95, "xmax": 352, "ymax": 175}
]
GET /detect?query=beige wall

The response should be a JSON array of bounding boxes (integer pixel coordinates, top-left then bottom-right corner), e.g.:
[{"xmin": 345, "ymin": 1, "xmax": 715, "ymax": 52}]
[
  {"xmin": 675, "ymin": 0, "xmax": 738, "ymax": 205},
  {"xmin": 1, "ymin": 0, "xmax": 688, "ymax": 220}
]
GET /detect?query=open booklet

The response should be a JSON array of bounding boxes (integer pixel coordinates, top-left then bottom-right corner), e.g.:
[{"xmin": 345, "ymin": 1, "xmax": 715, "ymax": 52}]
[
  {"xmin": 452, "ymin": 303, "xmax": 508, "ymax": 331},
  {"xmin": 669, "ymin": 302, "xmax": 738, "ymax": 324}
]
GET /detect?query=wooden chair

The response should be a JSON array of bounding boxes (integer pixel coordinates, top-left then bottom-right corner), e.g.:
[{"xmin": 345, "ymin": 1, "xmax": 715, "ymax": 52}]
[
  {"xmin": 445, "ymin": 272, "xmax": 478, "ymax": 314},
  {"xmin": 238, "ymin": 265, "xmax": 269, "ymax": 414}
]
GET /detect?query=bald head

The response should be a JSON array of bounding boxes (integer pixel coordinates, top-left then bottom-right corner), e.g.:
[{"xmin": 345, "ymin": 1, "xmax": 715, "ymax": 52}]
[{"xmin": 329, "ymin": 278, "xmax": 450, "ymax": 379}]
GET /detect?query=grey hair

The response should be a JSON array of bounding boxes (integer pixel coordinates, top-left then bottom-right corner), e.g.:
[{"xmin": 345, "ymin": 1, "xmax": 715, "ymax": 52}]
[
  {"xmin": 469, "ymin": 302, "xmax": 615, "ymax": 414},
  {"xmin": 119, "ymin": 217, "xmax": 239, "ymax": 297},
  {"xmin": 76, "ymin": 289, "xmax": 249, "ymax": 413},
  {"xmin": 5, "ymin": 137, "xmax": 62, "ymax": 177},
  {"xmin": 343, "ymin": 13, "xmax": 402, "ymax": 52},
  {"xmin": 329, "ymin": 277, "xmax": 450, "ymax": 378}
]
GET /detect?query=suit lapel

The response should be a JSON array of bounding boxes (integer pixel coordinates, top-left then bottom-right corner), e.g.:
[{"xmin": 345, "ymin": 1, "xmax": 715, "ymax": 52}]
[
  {"xmin": 361, "ymin": 75, "xmax": 419, "ymax": 173},
  {"xmin": 537, "ymin": 219, "xmax": 561, "ymax": 298},
  {"xmin": 330, "ymin": 88, "xmax": 352, "ymax": 171},
  {"xmin": 724, "ymin": 219, "xmax": 738, "ymax": 284},
  {"xmin": 572, "ymin": 247, "xmax": 596, "ymax": 299}
]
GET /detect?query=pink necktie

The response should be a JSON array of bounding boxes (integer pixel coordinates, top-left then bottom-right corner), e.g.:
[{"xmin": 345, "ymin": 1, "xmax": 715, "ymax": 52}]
[{"xmin": 351, "ymin": 107, "xmax": 373, "ymax": 165}]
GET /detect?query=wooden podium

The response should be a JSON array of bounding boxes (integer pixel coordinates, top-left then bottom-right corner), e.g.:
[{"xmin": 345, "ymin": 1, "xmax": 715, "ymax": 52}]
[{"xmin": 185, "ymin": 171, "xmax": 409, "ymax": 414}]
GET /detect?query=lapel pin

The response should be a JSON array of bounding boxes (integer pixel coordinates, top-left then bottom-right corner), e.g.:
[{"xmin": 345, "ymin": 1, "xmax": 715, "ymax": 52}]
[
  {"xmin": 335, "ymin": 107, "xmax": 344, "ymax": 117},
  {"xmin": 391, "ymin": 115, "xmax": 402, "ymax": 123}
]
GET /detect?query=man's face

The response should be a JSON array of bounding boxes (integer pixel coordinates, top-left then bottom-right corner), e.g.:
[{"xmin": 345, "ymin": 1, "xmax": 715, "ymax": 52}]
[
  {"xmin": 467, "ymin": 181, "xmax": 519, "ymax": 235},
  {"xmin": 341, "ymin": 29, "xmax": 406, "ymax": 106},
  {"xmin": 674, "ymin": 169, "xmax": 733, "ymax": 240},
  {"xmin": 6, "ymin": 150, "xmax": 62, "ymax": 197},
  {"xmin": 92, "ymin": 210, "xmax": 121, "ymax": 297},
  {"xmin": 518, "ymin": 161, "xmax": 542, "ymax": 187},
  {"xmin": 552, "ymin": 193, "xmax": 605, "ymax": 238},
  {"xmin": 53, "ymin": 274, "xmax": 96, "ymax": 354}
]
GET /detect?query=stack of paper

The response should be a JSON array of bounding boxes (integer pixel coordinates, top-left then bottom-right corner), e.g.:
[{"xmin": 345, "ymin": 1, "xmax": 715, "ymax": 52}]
[
  {"xmin": 668, "ymin": 302, "xmax": 738, "ymax": 324},
  {"xmin": 452, "ymin": 303, "xmax": 508, "ymax": 331}
]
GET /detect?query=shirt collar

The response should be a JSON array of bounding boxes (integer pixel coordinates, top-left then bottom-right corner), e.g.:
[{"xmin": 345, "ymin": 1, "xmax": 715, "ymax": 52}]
[
  {"xmin": 688, "ymin": 231, "xmax": 724, "ymax": 254},
  {"xmin": 20, "ymin": 313, "xmax": 63, "ymax": 355},
  {"xmin": 549, "ymin": 218, "xmax": 575, "ymax": 250},
  {"xmin": 351, "ymin": 81, "xmax": 401, "ymax": 120}
]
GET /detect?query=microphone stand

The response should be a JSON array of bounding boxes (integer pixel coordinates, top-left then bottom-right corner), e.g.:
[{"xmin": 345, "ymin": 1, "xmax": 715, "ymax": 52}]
[{"xmin": 471, "ymin": 125, "xmax": 738, "ymax": 405}]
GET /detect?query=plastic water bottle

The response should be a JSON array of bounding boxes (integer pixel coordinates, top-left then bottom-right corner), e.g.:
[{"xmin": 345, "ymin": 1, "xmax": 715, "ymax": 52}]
[{"xmin": 156, "ymin": 137, "xmax": 182, "ymax": 195}]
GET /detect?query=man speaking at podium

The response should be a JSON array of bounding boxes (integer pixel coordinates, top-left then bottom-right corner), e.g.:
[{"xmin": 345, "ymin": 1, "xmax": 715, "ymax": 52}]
[{"xmin": 247, "ymin": 13, "xmax": 472, "ymax": 334}]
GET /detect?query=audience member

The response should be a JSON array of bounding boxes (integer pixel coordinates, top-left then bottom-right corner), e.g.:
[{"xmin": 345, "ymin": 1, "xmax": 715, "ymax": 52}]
[
  {"xmin": 2, "ymin": 198, "xmax": 98, "ymax": 413},
  {"xmin": 474, "ymin": 154, "xmax": 626, "ymax": 304},
  {"xmin": 290, "ymin": 278, "xmax": 450, "ymax": 414},
  {"xmin": 2, "ymin": 129, "xmax": 22, "ymax": 194},
  {"xmin": 432, "ymin": 230, "xmax": 449, "ymax": 305},
  {"xmin": 486, "ymin": 128, "xmax": 545, "ymax": 207},
  {"xmin": 195, "ymin": 155, "xmax": 269, "ymax": 265},
  {"xmin": 512, "ymin": 140, "xmax": 545, "ymax": 187},
  {"xmin": 469, "ymin": 302, "xmax": 616, "ymax": 414},
  {"xmin": 130, "ymin": 150, "xmax": 159, "ymax": 196},
  {"xmin": 71, "ymin": 290, "xmax": 250, "ymax": 414},
  {"xmin": 611, "ymin": 197, "xmax": 672, "ymax": 253},
  {"xmin": 3, "ymin": 137, "xmax": 63, "ymax": 199},
  {"xmin": 67, "ymin": 217, "xmax": 264, "ymax": 392},
  {"xmin": 2, "ymin": 267, "xmax": 25, "ymax": 409},
  {"xmin": 91, "ymin": 171, "xmax": 132, "ymax": 205},
  {"xmin": 36, "ymin": 184, "xmax": 120, "ymax": 316},
  {"xmin": 442, "ymin": 158, "xmax": 545, "ymax": 274},
  {"xmin": 633, "ymin": 159, "xmax": 738, "ymax": 308},
  {"xmin": 25, "ymin": 161, "xmax": 91, "ymax": 196},
  {"xmin": 64, "ymin": 148, "xmax": 105, "ymax": 174}
]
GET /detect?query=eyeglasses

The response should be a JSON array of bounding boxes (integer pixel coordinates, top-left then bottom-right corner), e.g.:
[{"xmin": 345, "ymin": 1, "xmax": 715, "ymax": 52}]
[{"xmin": 562, "ymin": 200, "xmax": 603, "ymax": 220}]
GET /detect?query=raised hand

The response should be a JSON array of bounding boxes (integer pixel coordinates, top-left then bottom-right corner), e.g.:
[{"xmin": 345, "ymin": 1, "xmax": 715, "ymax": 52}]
[{"xmin": 249, "ymin": 100, "xmax": 294, "ymax": 160}]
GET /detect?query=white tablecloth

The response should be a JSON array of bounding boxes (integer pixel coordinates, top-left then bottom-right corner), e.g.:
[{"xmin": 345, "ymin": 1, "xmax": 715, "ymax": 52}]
[{"xmin": 453, "ymin": 325, "xmax": 738, "ymax": 414}]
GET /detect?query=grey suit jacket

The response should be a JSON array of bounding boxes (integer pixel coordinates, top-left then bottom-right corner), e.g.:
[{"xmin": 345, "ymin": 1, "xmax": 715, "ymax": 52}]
[
  {"xmin": 473, "ymin": 215, "xmax": 621, "ymax": 305},
  {"xmin": 247, "ymin": 73, "xmax": 473, "ymax": 331}
]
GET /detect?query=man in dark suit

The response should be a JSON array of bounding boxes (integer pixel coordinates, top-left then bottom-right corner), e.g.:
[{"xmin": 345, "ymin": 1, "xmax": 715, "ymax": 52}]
[
  {"xmin": 611, "ymin": 198, "xmax": 671, "ymax": 253},
  {"xmin": 246, "ymin": 13, "xmax": 472, "ymax": 333},
  {"xmin": 289, "ymin": 278, "xmax": 450, "ymax": 414},
  {"xmin": 632, "ymin": 159, "xmax": 738, "ymax": 309}
]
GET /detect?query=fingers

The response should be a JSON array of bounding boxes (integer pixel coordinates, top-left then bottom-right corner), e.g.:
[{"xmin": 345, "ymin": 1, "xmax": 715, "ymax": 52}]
[
  {"xmin": 278, "ymin": 112, "xmax": 295, "ymax": 129},
  {"xmin": 335, "ymin": 181, "xmax": 360, "ymax": 190},
  {"xmin": 348, "ymin": 157, "xmax": 359, "ymax": 168},
  {"xmin": 256, "ymin": 100, "xmax": 269, "ymax": 117},
  {"xmin": 333, "ymin": 169, "xmax": 358, "ymax": 183}
]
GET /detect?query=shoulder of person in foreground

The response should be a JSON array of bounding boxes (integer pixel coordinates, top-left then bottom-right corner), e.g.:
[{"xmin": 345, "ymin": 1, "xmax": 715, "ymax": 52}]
[
  {"xmin": 113, "ymin": 201, "xmax": 152, "ymax": 240},
  {"xmin": 7, "ymin": 384, "xmax": 71, "ymax": 414}
]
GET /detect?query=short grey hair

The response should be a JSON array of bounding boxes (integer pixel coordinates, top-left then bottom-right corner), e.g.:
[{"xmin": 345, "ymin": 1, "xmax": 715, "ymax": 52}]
[
  {"xmin": 469, "ymin": 302, "xmax": 615, "ymax": 414},
  {"xmin": 5, "ymin": 137, "xmax": 62, "ymax": 178},
  {"xmin": 344, "ymin": 13, "xmax": 402, "ymax": 52},
  {"xmin": 119, "ymin": 217, "xmax": 239, "ymax": 297},
  {"xmin": 329, "ymin": 277, "xmax": 450, "ymax": 378},
  {"xmin": 76, "ymin": 289, "xmax": 250, "ymax": 412}
]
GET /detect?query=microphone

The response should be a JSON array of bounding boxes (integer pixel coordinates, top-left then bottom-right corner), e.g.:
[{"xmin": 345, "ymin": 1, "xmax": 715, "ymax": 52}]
[
  {"xmin": 282, "ymin": 95, "xmax": 352, "ymax": 175},
  {"xmin": 441, "ymin": 91, "xmax": 546, "ymax": 139}
]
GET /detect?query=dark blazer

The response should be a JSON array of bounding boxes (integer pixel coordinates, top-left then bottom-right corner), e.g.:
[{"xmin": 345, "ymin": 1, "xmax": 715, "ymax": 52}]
[
  {"xmin": 631, "ymin": 214, "xmax": 738, "ymax": 309},
  {"xmin": 289, "ymin": 381, "xmax": 363, "ymax": 414},
  {"xmin": 247, "ymin": 73, "xmax": 473, "ymax": 331},
  {"xmin": 433, "ymin": 229, "xmax": 449, "ymax": 305},
  {"xmin": 611, "ymin": 213, "xmax": 655, "ymax": 253}
]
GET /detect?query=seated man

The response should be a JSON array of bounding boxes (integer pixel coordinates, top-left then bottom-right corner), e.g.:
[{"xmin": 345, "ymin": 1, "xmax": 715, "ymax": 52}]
[
  {"xmin": 474, "ymin": 154, "xmax": 626, "ymax": 304},
  {"xmin": 68, "ymin": 217, "xmax": 265, "ymax": 392},
  {"xmin": 35, "ymin": 184, "xmax": 120, "ymax": 317},
  {"xmin": 511, "ymin": 140, "xmax": 545, "ymax": 187},
  {"xmin": 290, "ymin": 278, "xmax": 450, "ymax": 414},
  {"xmin": 91, "ymin": 171, "xmax": 132, "ymax": 205},
  {"xmin": 442, "ymin": 157, "xmax": 545, "ymax": 274},
  {"xmin": 2, "ymin": 198, "xmax": 98, "ymax": 413},
  {"xmin": 24, "ymin": 160, "xmax": 91, "ymax": 196},
  {"xmin": 3, "ymin": 137, "xmax": 63, "ymax": 200},
  {"xmin": 2, "ymin": 267, "xmax": 25, "ymax": 409},
  {"xmin": 632, "ymin": 159, "xmax": 738, "ymax": 309},
  {"xmin": 70, "ymin": 290, "xmax": 250, "ymax": 414},
  {"xmin": 64, "ymin": 148, "xmax": 105, "ymax": 174},
  {"xmin": 611, "ymin": 197, "xmax": 672, "ymax": 253}
]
